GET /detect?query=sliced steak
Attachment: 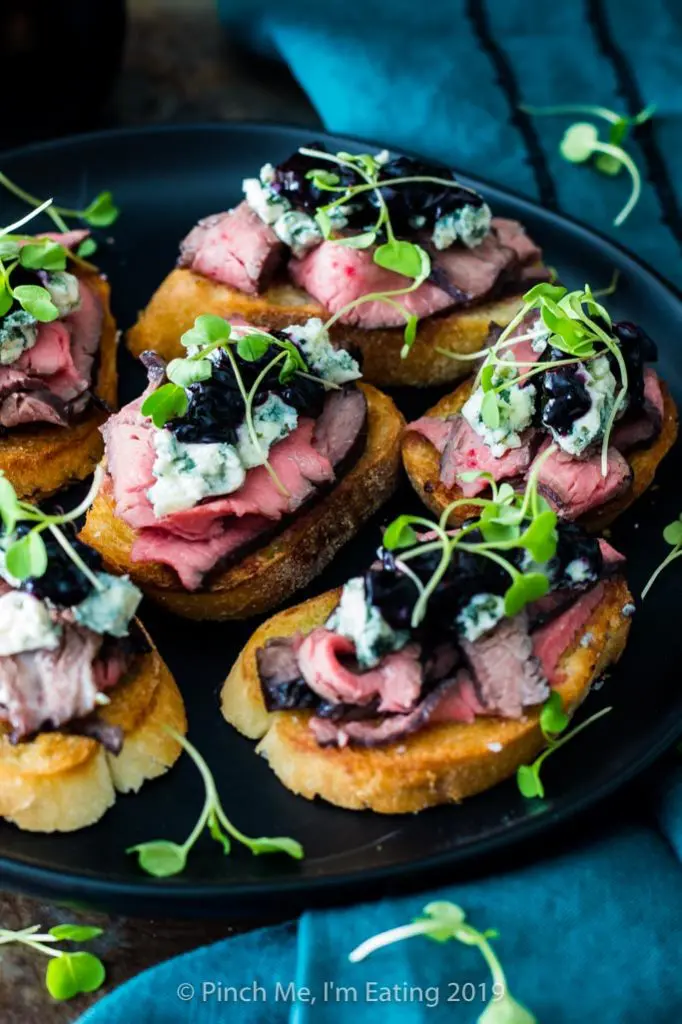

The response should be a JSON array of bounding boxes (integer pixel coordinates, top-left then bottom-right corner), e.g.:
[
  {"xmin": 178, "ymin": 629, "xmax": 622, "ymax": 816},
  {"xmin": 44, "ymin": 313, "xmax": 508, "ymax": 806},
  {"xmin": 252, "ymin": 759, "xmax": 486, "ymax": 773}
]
[
  {"xmin": 441, "ymin": 417, "xmax": 535, "ymax": 495},
  {"xmin": 309, "ymin": 671, "xmax": 483, "ymax": 748},
  {"xmin": 257, "ymin": 635, "xmax": 320, "ymax": 712},
  {"xmin": 534, "ymin": 445, "xmax": 632, "ymax": 520},
  {"xmin": 461, "ymin": 611, "xmax": 549, "ymax": 718},
  {"xmin": 178, "ymin": 202, "xmax": 284, "ymax": 295},
  {"xmin": 312, "ymin": 387, "xmax": 367, "ymax": 464},
  {"xmin": 0, "ymin": 390, "xmax": 69, "ymax": 428},
  {"xmin": 492, "ymin": 218, "xmax": 543, "ymax": 265},
  {"xmin": 297, "ymin": 628, "xmax": 422, "ymax": 712},
  {"xmin": 612, "ymin": 369, "xmax": 665, "ymax": 451},
  {"xmin": 533, "ymin": 583, "xmax": 605, "ymax": 684},
  {"xmin": 0, "ymin": 624, "xmax": 107, "ymax": 740},
  {"xmin": 406, "ymin": 415, "xmax": 452, "ymax": 452}
]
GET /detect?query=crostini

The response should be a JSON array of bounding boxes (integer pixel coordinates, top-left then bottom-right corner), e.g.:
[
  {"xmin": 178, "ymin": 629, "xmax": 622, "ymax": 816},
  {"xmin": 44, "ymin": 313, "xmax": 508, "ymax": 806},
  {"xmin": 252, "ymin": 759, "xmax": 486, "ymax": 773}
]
[
  {"xmin": 127, "ymin": 146, "xmax": 547, "ymax": 387},
  {"xmin": 403, "ymin": 282, "xmax": 678, "ymax": 530},
  {"xmin": 81, "ymin": 315, "xmax": 403, "ymax": 619},
  {"xmin": 0, "ymin": 230, "xmax": 117, "ymax": 501},
  {"xmin": 0, "ymin": 475, "xmax": 186, "ymax": 832},
  {"xmin": 222, "ymin": 479, "xmax": 632, "ymax": 813}
]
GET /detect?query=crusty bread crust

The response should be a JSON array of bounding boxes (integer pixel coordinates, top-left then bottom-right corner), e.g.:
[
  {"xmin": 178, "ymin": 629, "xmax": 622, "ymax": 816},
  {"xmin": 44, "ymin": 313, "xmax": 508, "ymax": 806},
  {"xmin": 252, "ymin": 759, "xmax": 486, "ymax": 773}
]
[
  {"xmin": 126, "ymin": 266, "xmax": 534, "ymax": 388},
  {"xmin": 221, "ymin": 578, "xmax": 632, "ymax": 813},
  {"xmin": 401, "ymin": 378, "xmax": 679, "ymax": 530},
  {"xmin": 80, "ymin": 383, "xmax": 404, "ymax": 620},
  {"xmin": 0, "ymin": 636, "xmax": 186, "ymax": 832},
  {"xmin": 0, "ymin": 270, "xmax": 118, "ymax": 501}
]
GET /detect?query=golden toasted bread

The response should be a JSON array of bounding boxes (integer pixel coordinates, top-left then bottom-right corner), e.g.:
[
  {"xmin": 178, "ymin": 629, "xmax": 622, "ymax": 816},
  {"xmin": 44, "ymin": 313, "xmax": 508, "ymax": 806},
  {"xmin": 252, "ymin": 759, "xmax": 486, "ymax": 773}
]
[
  {"xmin": 221, "ymin": 577, "xmax": 632, "ymax": 813},
  {"xmin": 401, "ymin": 378, "xmax": 679, "ymax": 530},
  {"xmin": 0, "ymin": 270, "xmax": 118, "ymax": 502},
  {"xmin": 80, "ymin": 383, "xmax": 404, "ymax": 620},
  {"xmin": 126, "ymin": 267, "xmax": 536, "ymax": 388},
  {"xmin": 0, "ymin": 635, "xmax": 186, "ymax": 832}
]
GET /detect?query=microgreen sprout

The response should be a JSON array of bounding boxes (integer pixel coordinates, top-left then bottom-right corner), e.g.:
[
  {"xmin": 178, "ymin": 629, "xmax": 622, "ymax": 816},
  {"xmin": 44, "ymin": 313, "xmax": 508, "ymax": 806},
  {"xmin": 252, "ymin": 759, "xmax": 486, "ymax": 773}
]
[
  {"xmin": 521, "ymin": 103, "xmax": 655, "ymax": 225},
  {"xmin": 382, "ymin": 453, "xmax": 559, "ymax": 628},
  {"xmin": 440, "ymin": 279, "xmax": 628, "ymax": 477},
  {"xmin": 349, "ymin": 901, "xmax": 536, "ymax": 1024},
  {"xmin": 128, "ymin": 729, "xmax": 303, "ymax": 877},
  {"xmin": 641, "ymin": 514, "xmax": 682, "ymax": 599},
  {"xmin": 0, "ymin": 171, "xmax": 119, "ymax": 237},
  {"xmin": 0, "ymin": 467, "xmax": 104, "ymax": 589},
  {"xmin": 516, "ymin": 693, "xmax": 612, "ymax": 798},
  {"xmin": 141, "ymin": 314, "xmax": 335, "ymax": 497},
  {"xmin": 0, "ymin": 922, "xmax": 105, "ymax": 1001},
  {"xmin": 299, "ymin": 147, "xmax": 487, "ymax": 357}
]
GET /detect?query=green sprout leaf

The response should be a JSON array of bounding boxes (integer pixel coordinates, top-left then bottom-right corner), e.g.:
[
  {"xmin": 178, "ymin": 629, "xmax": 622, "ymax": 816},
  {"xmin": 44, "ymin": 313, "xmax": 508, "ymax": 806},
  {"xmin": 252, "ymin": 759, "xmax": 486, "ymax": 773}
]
[
  {"xmin": 208, "ymin": 810, "xmax": 231, "ymax": 855},
  {"xmin": 518, "ymin": 510, "xmax": 558, "ymax": 564},
  {"xmin": 181, "ymin": 313, "xmax": 231, "ymax": 348},
  {"xmin": 76, "ymin": 238, "xmax": 98, "ymax": 259},
  {"xmin": 504, "ymin": 572, "xmax": 549, "ymax": 617},
  {"xmin": 0, "ymin": 240, "xmax": 20, "ymax": 260},
  {"xmin": 19, "ymin": 240, "xmax": 67, "ymax": 271},
  {"xmin": 314, "ymin": 208, "xmax": 334, "ymax": 239},
  {"xmin": 166, "ymin": 357, "xmax": 212, "ymax": 388},
  {"xmin": 335, "ymin": 231, "xmax": 377, "ymax": 249},
  {"xmin": 516, "ymin": 764, "xmax": 544, "ymax": 799},
  {"xmin": 246, "ymin": 836, "xmax": 305, "ymax": 858},
  {"xmin": 126, "ymin": 840, "xmax": 188, "ymax": 878},
  {"xmin": 0, "ymin": 474, "xmax": 21, "ymax": 535},
  {"xmin": 481, "ymin": 390, "xmax": 501, "ymax": 429},
  {"xmin": 12, "ymin": 284, "xmax": 59, "ymax": 322},
  {"xmin": 560, "ymin": 123, "xmax": 599, "ymax": 163},
  {"xmin": 236, "ymin": 333, "xmax": 271, "ymax": 362},
  {"xmin": 46, "ymin": 952, "xmax": 106, "ymax": 1001},
  {"xmin": 48, "ymin": 925, "xmax": 103, "ymax": 943},
  {"xmin": 81, "ymin": 191, "xmax": 119, "ymax": 228},
  {"xmin": 305, "ymin": 169, "xmax": 341, "ymax": 188},
  {"xmin": 374, "ymin": 240, "xmax": 426, "ymax": 279},
  {"xmin": 479, "ymin": 992, "xmax": 538, "ymax": 1024},
  {"xmin": 663, "ymin": 520, "xmax": 682, "ymax": 547},
  {"xmin": 400, "ymin": 314, "xmax": 419, "ymax": 358},
  {"xmin": 140, "ymin": 382, "xmax": 189, "ymax": 429},
  {"xmin": 539, "ymin": 691, "xmax": 569, "ymax": 738},
  {"xmin": 643, "ymin": 514, "xmax": 682, "ymax": 598},
  {"xmin": 383, "ymin": 516, "xmax": 419, "ymax": 551},
  {"xmin": 5, "ymin": 530, "xmax": 48, "ymax": 580}
]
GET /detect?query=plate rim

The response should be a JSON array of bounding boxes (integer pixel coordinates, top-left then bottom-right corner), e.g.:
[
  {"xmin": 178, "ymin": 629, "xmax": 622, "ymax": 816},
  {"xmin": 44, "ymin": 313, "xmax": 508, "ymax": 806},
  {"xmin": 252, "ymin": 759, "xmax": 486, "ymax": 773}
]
[{"xmin": 0, "ymin": 120, "xmax": 680, "ymax": 913}]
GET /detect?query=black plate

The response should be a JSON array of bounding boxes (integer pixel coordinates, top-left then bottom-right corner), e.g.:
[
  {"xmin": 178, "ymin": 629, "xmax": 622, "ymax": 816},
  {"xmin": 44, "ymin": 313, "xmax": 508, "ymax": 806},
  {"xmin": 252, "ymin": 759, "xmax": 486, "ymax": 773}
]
[{"xmin": 0, "ymin": 123, "xmax": 680, "ymax": 917}]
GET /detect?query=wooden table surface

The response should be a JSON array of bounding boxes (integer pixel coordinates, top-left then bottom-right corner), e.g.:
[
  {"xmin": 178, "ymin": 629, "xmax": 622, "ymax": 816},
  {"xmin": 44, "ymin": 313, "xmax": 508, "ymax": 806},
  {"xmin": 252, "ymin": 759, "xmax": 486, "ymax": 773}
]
[{"xmin": 0, "ymin": 3, "xmax": 316, "ymax": 1021}]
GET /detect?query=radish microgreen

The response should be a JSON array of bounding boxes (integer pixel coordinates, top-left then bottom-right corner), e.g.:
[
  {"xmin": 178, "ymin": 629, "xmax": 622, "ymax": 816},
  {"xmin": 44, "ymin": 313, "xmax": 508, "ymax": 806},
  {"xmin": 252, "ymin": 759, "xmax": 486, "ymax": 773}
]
[
  {"xmin": 382, "ymin": 451, "xmax": 559, "ymax": 628},
  {"xmin": 0, "ymin": 468, "xmax": 104, "ymax": 590},
  {"xmin": 521, "ymin": 102, "xmax": 655, "ymax": 225},
  {"xmin": 516, "ymin": 695, "xmax": 613, "ymax": 799},
  {"xmin": 0, "ymin": 922, "xmax": 106, "ymax": 1002},
  {"xmin": 0, "ymin": 171, "xmax": 119, "ymax": 236},
  {"xmin": 641, "ymin": 515, "xmax": 682, "ymax": 598},
  {"xmin": 128, "ymin": 729, "xmax": 303, "ymax": 877},
  {"xmin": 349, "ymin": 901, "xmax": 536, "ymax": 1024}
]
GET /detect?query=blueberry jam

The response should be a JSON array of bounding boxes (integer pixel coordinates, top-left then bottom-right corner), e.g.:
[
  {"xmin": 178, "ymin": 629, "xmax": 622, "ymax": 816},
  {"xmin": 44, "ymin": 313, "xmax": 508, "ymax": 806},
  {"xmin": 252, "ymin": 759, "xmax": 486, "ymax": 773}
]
[
  {"xmin": 168, "ymin": 335, "xmax": 327, "ymax": 445},
  {"xmin": 367, "ymin": 521, "xmax": 602, "ymax": 642},
  {"xmin": 539, "ymin": 352, "xmax": 592, "ymax": 436},
  {"xmin": 611, "ymin": 321, "xmax": 657, "ymax": 410},
  {"xmin": 270, "ymin": 145, "xmax": 485, "ymax": 238},
  {"xmin": 8, "ymin": 522, "xmax": 102, "ymax": 607}
]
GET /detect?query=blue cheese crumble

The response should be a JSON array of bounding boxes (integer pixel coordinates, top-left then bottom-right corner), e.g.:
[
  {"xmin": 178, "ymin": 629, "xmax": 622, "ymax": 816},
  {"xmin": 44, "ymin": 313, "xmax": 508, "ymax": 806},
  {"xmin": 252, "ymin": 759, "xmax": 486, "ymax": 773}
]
[
  {"xmin": 74, "ymin": 573, "xmax": 142, "ymax": 638},
  {"xmin": 0, "ymin": 591, "xmax": 61, "ymax": 656},
  {"xmin": 43, "ymin": 271, "xmax": 81, "ymax": 316},
  {"xmin": 456, "ymin": 592, "xmax": 506, "ymax": 642},
  {"xmin": 462, "ymin": 352, "xmax": 536, "ymax": 457},
  {"xmin": 148, "ymin": 394, "xmax": 299, "ymax": 516},
  {"xmin": 283, "ymin": 318, "xmax": 361, "ymax": 386},
  {"xmin": 243, "ymin": 163, "xmax": 347, "ymax": 258},
  {"xmin": 548, "ymin": 355, "xmax": 618, "ymax": 456},
  {"xmin": 0, "ymin": 310, "xmax": 38, "ymax": 366},
  {"xmin": 432, "ymin": 202, "xmax": 492, "ymax": 251},
  {"xmin": 326, "ymin": 577, "xmax": 408, "ymax": 669}
]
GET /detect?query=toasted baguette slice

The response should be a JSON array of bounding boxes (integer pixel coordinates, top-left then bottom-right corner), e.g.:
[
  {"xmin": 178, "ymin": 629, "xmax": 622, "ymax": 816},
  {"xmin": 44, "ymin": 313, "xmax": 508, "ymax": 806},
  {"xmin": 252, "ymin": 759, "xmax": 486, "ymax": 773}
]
[
  {"xmin": 0, "ymin": 270, "xmax": 118, "ymax": 501},
  {"xmin": 0, "ymin": 635, "xmax": 186, "ymax": 832},
  {"xmin": 221, "ymin": 578, "xmax": 632, "ymax": 814},
  {"xmin": 126, "ymin": 267, "xmax": 534, "ymax": 388},
  {"xmin": 402, "ymin": 378, "xmax": 679, "ymax": 531},
  {"xmin": 80, "ymin": 384, "xmax": 404, "ymax": 620}
]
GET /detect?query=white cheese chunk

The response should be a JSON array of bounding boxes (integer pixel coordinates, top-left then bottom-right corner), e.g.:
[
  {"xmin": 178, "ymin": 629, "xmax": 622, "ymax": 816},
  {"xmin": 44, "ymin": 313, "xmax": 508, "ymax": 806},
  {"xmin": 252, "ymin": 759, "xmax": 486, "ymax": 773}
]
[
  {"xmin": 0, "ymin": 311, "xmax": 38, "ymax": 366},
  {"xmin": 456, "ymin": 592, "xmax": 506, "ymax": 642},
  {"xmin": 283, "ymin": 318, "xmax": 361, "ymax": 386},
  {"xmin": 235, "ymin": 394, "xmax": 298, "ymax": 469},
  {"xmin": 462, "ymin": 352, "xmax": 536, "ymax": 457},
  {"xmin": 326, "ymin": 577, "xmax": 408, "ymax": 669},
  {"xmin": 148, "ymin": 431, "xmax": 246, "ymax": 517},
  {"xmin": 43, "ymin": 271, "xmax": 81, "ymax": 316},
  {"xmin": 432, "ymin": 202, "xmax": 492, "ymax": 250},
  {"xmin": 549, "ymin": 355, "xmax": 618, "ymax": 456},
  {"xmin": 0, "ymin": 591, "xmax": 61, "ymax": 656},
  {"xmin": 73, "ymin": 573, "xmax": 142, "ymax": 638}
]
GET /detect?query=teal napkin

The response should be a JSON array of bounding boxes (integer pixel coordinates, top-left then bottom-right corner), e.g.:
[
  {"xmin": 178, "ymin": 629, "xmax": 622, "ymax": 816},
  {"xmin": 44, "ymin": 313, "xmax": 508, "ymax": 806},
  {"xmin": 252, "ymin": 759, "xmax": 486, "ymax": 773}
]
[
  {"xmin": 78, "ymin": 770, "xmax": 682, "ymax": 1023},
  {"xmin": 78, "ymin": 2, "xmax": 682, "ymax": 1020}
]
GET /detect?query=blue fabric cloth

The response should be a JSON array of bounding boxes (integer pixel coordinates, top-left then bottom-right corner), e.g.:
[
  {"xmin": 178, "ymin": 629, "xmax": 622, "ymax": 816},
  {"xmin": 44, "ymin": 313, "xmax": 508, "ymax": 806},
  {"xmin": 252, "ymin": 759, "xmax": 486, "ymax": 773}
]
[{"xmin": 78, "ymin": 2, "xmax": 682, "ymax": 1020}]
